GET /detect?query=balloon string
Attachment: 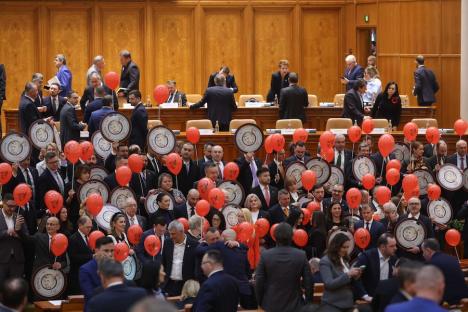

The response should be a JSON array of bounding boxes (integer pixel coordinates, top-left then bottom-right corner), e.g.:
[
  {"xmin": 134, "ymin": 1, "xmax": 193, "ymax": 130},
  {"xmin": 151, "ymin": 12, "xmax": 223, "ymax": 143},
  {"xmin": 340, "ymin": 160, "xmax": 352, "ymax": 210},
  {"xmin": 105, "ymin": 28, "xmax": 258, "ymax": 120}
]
[
  {"xmin": 200, "ymin": 219, "xmax": 203, "ymax": 239},
  {"xmin": 71, "ymin": 163, "xmax": 75, "ymax": 191},
  {"xmin": 138, "ymin": 175, "xmax": 144, "ymax": 215},
  {"xmin": 380, "ymin": 160, "xmax": 385, "ymax": 179},
  {"xmin": 175, "ymin": 175, "xmax": 179, "ymax": 190},
  {"xmin": 455, "ymin": 246, "xmax": 460, "ymax": 261},
  {"xmin": 195, "ymin": 144, "xmax": 199, "ymax": 166},
  {"xmin": 351, "ymin": 143, "xmax": 355, "ymax": 159}
]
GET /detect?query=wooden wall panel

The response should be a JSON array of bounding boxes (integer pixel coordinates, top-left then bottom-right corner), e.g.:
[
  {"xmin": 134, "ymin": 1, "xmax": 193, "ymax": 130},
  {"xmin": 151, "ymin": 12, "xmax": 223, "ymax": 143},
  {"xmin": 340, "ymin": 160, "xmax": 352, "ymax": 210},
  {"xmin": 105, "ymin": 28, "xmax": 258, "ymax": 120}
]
[
  {"xmin": 253, "ymin": 8, "xmax": 293, "ymax": 98},
  {"xmin": 47, "ymin": 8, "xmax": 91, "ymax": 95},
  {"xmin": 301, "ymin": 8, "xmax": 341, "ymax": 102},
  {"xmin": 442, "ymin": 0, "xmax": 461, "ymax": 55},
  {"xmin": 355, "ymin": 3, "xmax": 377, "ymax": 26},
  {"xmin": 377, "ymin": 2, "xmax": 400, "ymax": 54},
  {"xmin": 153, "ymin": 8, "xmax": 195, "ymax": 92},
  {"xmin": 441, "ymin": 57, "xmax": 461, "ymax": 124},
  {"xmin": 377, "ymin": 56, "xmax": 400, "ymax": 90},
  {"xmin": 0, "ymin": 10, "xmax": 37, "ymax": 108}
]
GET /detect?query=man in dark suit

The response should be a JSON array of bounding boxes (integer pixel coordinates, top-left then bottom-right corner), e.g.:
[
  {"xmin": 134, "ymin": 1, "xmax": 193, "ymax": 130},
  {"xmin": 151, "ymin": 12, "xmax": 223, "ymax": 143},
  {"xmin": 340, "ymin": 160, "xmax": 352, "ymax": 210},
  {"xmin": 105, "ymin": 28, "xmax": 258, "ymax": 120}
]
[
  {"xmin": 267, "ymin": 59, "xmax": 290, "ymax": 102},
  {"xmin": 135, "ymin": 216, "xmax": 167, "ymax": 265},
  {"xmin": 345, "ymin": 141, "xmax": 371, "ymax": 189},
  {"xmin": 256, "ymin": 222, "xmax": 312, "ymax": 312},
  {"xmin": 0, "ymin": 194, "xmax": 28, "ymax": 282},
  {"xmin": 105, "ymin": 143, "xmax": 129, "ymax": 173},
  {"xmin": 104, "ymin": 156, "xmax": 128, "ymax": 191},
  {"xmin": 83, "ymin": 86, "xmax": 106, "ymax": 123},
  {"xmin": 18, "ymin": 82, "xmax": 46, "ymax": 134},
  {"xmin": 145, "ymin": 150, "xmax": 166, "ymax": 178},
  {"xmin": 322, "ymin": 184, "xmax": 349, "ymax": 215},
  {"xmin": 342, "ymin": 79, "xmax": 370, "ymax": 125},
  {"xmin": 193, "ymin": 250, "xmax": 240, "ymax": 312},
  {"xmin": 31, "ymin": 73, "xmax": 47, "ymax": 112},
  {"xmin": 381, "ymin": 202, "xmax": 403, "ymax": 234},
  {"xmin": 235, "ymin": 152, "xmax": 262, "ymax": 194},
  {"xmin": 283, "ymin": 141, "xmax": 310, "ymax": 167},
  {"xmin": 446, "ymin": 140, "xmax": 468, "ymax": 210},
  {"xmin": 354, "ymin": 233, "xmax": 398, "ymax": 300},
  {"xmin": 88, "ymin": 95, "xmax": 114, "ymax": 137},
  {"xmin": 123, "ymin": 197, "xmax": 147, "ymax": 231},
  {"xmin": 0, "ymin": 64, "xmax": 5, "ymax": 137},
  {"xmin": 425, "ymin": 140, "xmax": 447, "ymax": 173},
  {"xmin": 37, "ymin": 152, "xmax": 66, "ymax": 214},
  {"xmin": 197, "ymin": 142, "xmax": 214, "ymax": 174},
  {"xmin": 268, "ymin": 149, "xmax": 286, "ymax": 189},
  {"xmin": 354, "ymin": 205, "xmax": 385, "ymax": 249},
  {"xmin": 60, "ymin": 91, "xmax": 86, "ymax": 150},
  {"xmin": 207, "ymin": 66, "xmax": 238, "ymax": 93},
  {"xmin": 333, "ymin": 134, "xmax": 353, "ymax": 174},
  {"xmin": 413, "ymin": 55, "xmax": 439, "ymax": 106},
  {"xmin": 166, "ymin": 80, "xmax": 187, "ymax": 106},
  {"xmin": 87, "ymin": 259, "xmax": 146, "ymax": 312},
  {"xmin": 176, "ymin": 143, "xmax": 201, "ymax": 197},
  {"xmin": 162, "ymin": 220, "xmax": 199, "ymax": 296},
  {"xmin": 341, "ymin": 54, "xmax": 364, "ymax": 91},
  {"xmin": 278, "ymin": 72, "xmax": 308, "ymax": 122},
  {"xmin": 251, "ymin": 167, "xmax": 278, "ymax": 211},
  {"xmin": 80, "ymin": 73, "xmax": 118, "ymax": 112},
  {"xmin": 32, "ymin": 216, "xmax": 67, "ymax": 272},
  {"xmin": 43, "ymin": 82, "xmax": 66, "ymax": 121},
  {"xmin": 68, "ymin": 216, "xmax": 93, "ymax": 295},
  {"xmin": 421, "ymin": 239, "xmax": 468, "ymax": 305},
  {"xmin": 0, "ymin": 277, "xmax": 29, "ymax": 312},
  {"xmin": 118, "ymin": 50, "xmax": 140, "ymax": 96},
  {"xmin": 190, "ymin": 74, "xmax": 237, "ymax": 131},
  {"xmin": 268, "ymin": 189, "xmax": 292, "ymax": 225},
  {"xmin": 174, "ymin": 189, "xmax": 200, "ymax": 220},
  {"xmin": 127, "ymin": 90, "xmax": 148, "ymax": 150}
]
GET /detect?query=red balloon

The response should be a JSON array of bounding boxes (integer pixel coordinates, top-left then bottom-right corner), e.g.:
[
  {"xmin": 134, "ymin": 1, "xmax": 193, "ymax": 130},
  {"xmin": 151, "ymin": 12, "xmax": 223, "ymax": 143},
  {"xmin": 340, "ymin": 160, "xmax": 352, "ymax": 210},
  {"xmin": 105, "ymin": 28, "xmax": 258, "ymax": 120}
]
[
  {"xmin": 426, "ymin": 127, "xmax": 440, "ymax": 144},
  {"xmin": 45, "ymin": 190, "xmax": 63, "ymax": 215},
  {"xmin": 378, "ymin": 134, "xmax": 395, "ymax": 157},
  {"xmin": 153, "ymin": 84, "xmax": 169, "ymax": 104},
  {"xmin": 403, "ymin": 122, "xmax": 418, "ymax": 141},
  {"xmin": 293, "ymin": 128, "xmax": 309, "ymax": 144},
  {"xmin": 104, "ymin": 72, "xmax": 120, "ymax": 90},
  {"xmin": 128, "ymin": 154, "xmax": 144, "ymax": 173},
  {"xmin": 362, "ymin": 174, "xmax": 376, "ymax": 190},
  {"xmin": 373, "ymin": 214, "xmax": 381, "ymax": 222},
  {"xmin": 404, "ymin": 187, "xmax": 420, "ymax": 200},
  {"xmin": 386, "ymin": 159, "xmax": 401, "ymax": 172},
  {"xmin": 88, "ymin": 231, "xmax": 105, "ymax": 251},
  {"xmin": 127, "ymin": 224, "xmax": 143, "ymax": 245},
  {"xmin": 0, "ymin": 163, "xmax": 12, "ymax": 185},
  {"xmin": 237, "ymin": 222, "xmax": 254, "ymax": 243},
  {"xmin": 321, "ymin": 148, "xmax": 334, "ymax": 163},
  {"xmin": 64, "ymin": 140, "xmax": 81, "ymax": 164},
  {"xmin": 208, "ymin": 188, "xmax": 225, "ymax": 209},
  {"xmin": 362, "ymin": 119, "xmax": 375, "ymax": 134},
  {"xmin": 301, "ymin": 170, "xmax": 317, "ymax": 191},
  {"xmin": 195, "ymin": 199, "xmax": 210, "ymax": 217},
  {"xmin": 445, "ymin": 229, "xmax": 461, "ymax": 247},
  {"xmin": 13, "ymin": 183, "xmax": 32, "ymax": 206},
  {"xmin": 293, "ymin": 229, "xmax": 308, "ymax": 247},
  {"xmin": 354, "ymin": 228, "xmax": 371, "ymax": 249},
  {"xmin": 301, "ymin": 208, "xmax": 311, "ymax": 225},
  {"xmin": 86, "ymin": 193, "xmax": 103, "ymax": 216},
  {"xmin": 255, "ymin": 218, "xmax": 270, "ymax": 238},
  {"xmin": 402, "ymin": 174, "xmax": 419, "ymax": 193},
  {"xmin": 80, "ymin": 141, "xmax": 94, "ymax": 161},
  {"xmin": 347, "ymin": 125, "xmax": 362, "ymax": 143},
  {"xmin": 264, "ymin": 135, "xmax": 274, "ymax": 154},
  {"xmin": 454, "ymin": 119, "xmax": 468, "ymax": 136},
  {"xmin": 307, "ymin": 201, "xmax": 320, "ymax": 213},
  {"xmin": 319, "ymin": 131, "xmax": 335, "ymax": 150},
  {"xmin": 197, "ymin": 178, "xmax": 215, "ymax": 200},
  {"xmin": 144, "ymin": 235, "xmax": 161, "ymax": 256},
  {"xmin": 346, "ymin": 188, "xmax": 362, "ymax": 209},
  {"xmin": 386, "ymin": 168, "xmax": 400, "ymax": 186},
  {"xmin": 116, "ymin": 165, "xmax": 132, "ymax": 186},
  {"xmin": 202, "ymin": 218, "xmax": 210, "ymax": 233},
  {"xmin": 178, "ymin": 218, "xmax": 189, "ymax": 232},
  {"xmin": 270, "ymin": 223, "xmax": 278, "ymax": 242},
  {"xmin": 186, "ymin": 127, "xmax": 200, "ymax": 144},
  {"xmin": 51, "ymin": 233, "xmax": 68, "ymax": 257},
  {"xmin": 114, "ymin": 242, "xmax": 129, "ymax": 262},
  {"xmin": 375, "ymin": 186, "xmax": 391, "ymax": 205},
  {"xmin": 223, "ymin": 162, "xmax": 239, "ymax": 181},
  {"xmin": 166, "ymin": 153, "xmax": 182, "ymax": 175},
  {"xmin": 271, "ymin": 134, "xmax": 285, "ymax": 152},
  {"xmin": 427, "ymin": 184, "xmax": 441, "ymax": 201}
]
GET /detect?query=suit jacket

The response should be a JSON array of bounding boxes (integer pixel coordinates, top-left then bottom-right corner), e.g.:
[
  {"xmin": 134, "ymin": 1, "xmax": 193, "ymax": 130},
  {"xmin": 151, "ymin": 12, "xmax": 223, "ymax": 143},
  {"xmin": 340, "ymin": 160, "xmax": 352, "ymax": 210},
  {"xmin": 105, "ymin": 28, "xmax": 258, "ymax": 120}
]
[
  {"xmin": 333, "ymin": 149, "xmax": 353, "ymax": 177},
  {"xmin": 60, "ymin": 102, "xmax": 85, "ymax": 149},
  {"xmin": 88, "ymin": 106, "xmax": 114, "ymax": 136},
  {"xmin": 68, "ymin": 231, "xmax": 93, "ymax": 294},
  {"xmin": 190, "ymin": 86, "xmax": 237, "ymax": 127},
  {"xmin": 319, "ymin": 255, "xmax": 354, "ymax": 310},
  {"xmin": 0, "ymin": 64, "xmax": 5, "ymax": 102},
  {"xmin": 124, "ymin": 214, "xmax": 147, "ymax": 232},
  {"xmin": 268, "ymin": 204, "xmax": 289, "ymax": 225},
  {"xmin": 322, "ymin": 198, "xmax": 350, "ymax": 216},
  {"xmin": 268, "ymin": 160, "xmax": 285, "ymax": 189},
  {"xmin": 279, "ymin": 85, "xmax": 308, "ymax": 122},
  {"xmin": 57, "ymin": 65, "xmax": 72, "ymax": 97},
  {"xmin": 167, "ymin": 90, "xmax": 187, "ymax": 106},
  {"xmin": 103, "ymin": 172, "xmax": 119, "ymax": 191},
  {"xmin": 18, "ymin": 95, "xmax": 41, "ymax": 134},
  {"xmin": 267, "ymin": 71, "xmax": 289, "ymax": 102},
  {"xmin": 0, "ymin": 212, "xmax": 28, "ymax": 264},
  {"xmin": 397, "ymin": 214, "xmax": 434, "ymax": 261},
  {"xmin": 37, "ymin": 169, "xmax": 64, "ymax": 212},
  {"xmin": 255, "ymin": 246, "xmax": 312, "ymax": 312},
  {"xmin": 423, "ymin": 143, "xmax": 435, "ymax": 158},
  {"xmin": 208, "ymin": 73, "xmax": 238, "ymax": 93},
  {"xmin": 129, "ymin": 103, "xmax": 148, "ymax": 150},
  {"xmin": 283, "ymin": 155, "xmax": 311, "ymax": 168},
  {"xmin": 354, "ymin": 220, "xmax": 385, "ymax": 249},
  {"xmin": 80, "ymin": 85, "xmax": 118, "ymax": 112},
  {"xmin": 354, "ymin": 248, "xmax": 397, "ymax": 297},
  {"xmin": 119, "ymin": 61, "xmax": 140, "ymax": 93},
  {"xmin": 176, "ymin": 160, "xmax": 201, "ymax": 197},
  {"xmin": 413, "ymin": 65, "xmax": 439, "ymax": 106},
  {"xmin": 342, "ymin": 88, "xmax": 365, "ymax": 125},
  {"xmin": 135, "ymin": 229, "xmax": 167, "ymax": 265},
  {"xmin": 87, "ymin": 283, "xmax": 147, "ymax": 312},
  {"xmin": 235, "ymin": 156, "xmax": 262, "ymax": 194},
  {"xmin": 193, "ymin": 271, "xmax": 240, "ymax": 312},
  {"xmin": 32, "ymin": 232, "xmax": 67, "ymax": 270},
  {"xmin": 386, "ymin": 297, "xmax": 446, "ymax": 312},
  {"xmin": 371, "ymin": 277, "xmax": 400, "ymax": 312},
  {"xmin": 162, "ymin": 235, "xmax": 199, "ymax": 282},
  {"xmin": 43, "ymin": 95, "xmax": 66, "ymax": 121},
  {"xmin": 84, "ymin": 98, "xmax": 104, "ymax": 123},
  {"xmin": 174, "ymin": 202, "xmax": 191, "ymax": 220},
  {"xmin": 344, "ymin": 64, "xmax": 364, "ymax": 91},
  {"xmin": 428, "ymin": 252, "xmax": 468, "ymax": 305},
  {"xmin": 79, "ymin": 258, "xmax": 101, "ymax": 306},
  {"xmin": 251, "ymin": 184, "xmax": 278, "ymax": 211}
]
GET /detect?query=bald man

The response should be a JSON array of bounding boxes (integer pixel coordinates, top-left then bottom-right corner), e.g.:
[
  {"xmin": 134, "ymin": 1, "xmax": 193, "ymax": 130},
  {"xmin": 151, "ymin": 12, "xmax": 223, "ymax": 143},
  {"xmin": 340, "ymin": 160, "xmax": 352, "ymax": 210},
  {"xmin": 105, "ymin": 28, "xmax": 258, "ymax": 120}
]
[{"xmin": 32, "ymin": 216, "xmax": 68, "ymax": 272}]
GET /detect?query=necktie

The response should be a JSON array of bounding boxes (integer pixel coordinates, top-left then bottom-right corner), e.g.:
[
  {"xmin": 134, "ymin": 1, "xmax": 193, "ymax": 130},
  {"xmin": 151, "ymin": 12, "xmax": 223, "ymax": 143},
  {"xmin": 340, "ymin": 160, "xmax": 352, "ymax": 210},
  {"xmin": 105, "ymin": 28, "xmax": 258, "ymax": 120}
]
[
  {"xmin": 130, "ymin": 217, "xmax": 135, "ymax": 225},
  {"xmin": 336, "ymin": 151, "xmax": 342, "ymax": 168},
  {"xmin": 185, "ymin": 162, "xmax": 190, "ymax": 174},
  {"xmin": 55, "ymin": 172, "xmax": 64, "ymax": 194},
  {"xmin": 264, "ymin": 186, "xmax": 270, "ymax": 206},
  {"xmin": 24, "ymin": 169, "xmax": 34, "ymax": 200},
  {"xmin": 189, "ymin": 206, "xmax": 195, "ymax": 217},
  {"xmin": 217, "ymin": 162, "xmax": 222, "ymax": 179},
  {"xmin": 366, "ymin": 222, "xmax": 370, "ymax": 230},
  {"xmin": 152, "ymin": 158, "xmax": 159, "ymax": 173},
  {"xmin": 140, "ymin": 172, "xmax": 146, "ymax": 191},
  {"xmin": 54, "ymin": 98, "xmax": 58, "ymax": 112},
  {"xmin": 461, "ymin": 157, "xmax": 466, "ymax": 170},
  {"xmin": 283, "ymin": 207, "xmax": 289, "ymax": 217},
  {"xmin": 168, "ymin": 93, "xmax": 174, "ymax": 103},
  {"xmin": 250, "ymin": 161, "xmax": 259, "ymax": 187}
]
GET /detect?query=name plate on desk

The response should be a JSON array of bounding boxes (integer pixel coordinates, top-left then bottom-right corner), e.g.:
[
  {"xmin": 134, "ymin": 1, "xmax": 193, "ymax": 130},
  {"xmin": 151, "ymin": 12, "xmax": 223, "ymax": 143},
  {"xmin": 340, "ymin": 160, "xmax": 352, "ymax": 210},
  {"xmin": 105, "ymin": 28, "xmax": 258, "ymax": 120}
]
[
  {"xmin": 330, "ymin": 129, "xmax": 348, "ymax": 135},
  {"xmin": 418, "ymin": 129, "xmax": 427, "ymax": 135},
  {"xmin": 245, "ymin": 102, "xmax": 265, "ymax": 108},
  {"xmin": 122, "ymin": 103, "xmax": 133, "ymax": 109},
  {"xmin": 80, "ymin": 131, "xmax": 89, "ymax": 138},
  {"xmin": 199, "ymin": 129, "xmax": 214, "ymax": 135},
  {"xmin": 280, "ymin": 129, "xmax": 295, "ymax": 135},
  {"xmin": 371, "ymin": 128, "xmax": 386, "ymax": 134},
  {"xmin": 160, "ymin": 102, "xmax": 179, "ymax": 108},
  {"xmin": 319, "ymin": 102, "xmax": 335, "ymax": 107}
]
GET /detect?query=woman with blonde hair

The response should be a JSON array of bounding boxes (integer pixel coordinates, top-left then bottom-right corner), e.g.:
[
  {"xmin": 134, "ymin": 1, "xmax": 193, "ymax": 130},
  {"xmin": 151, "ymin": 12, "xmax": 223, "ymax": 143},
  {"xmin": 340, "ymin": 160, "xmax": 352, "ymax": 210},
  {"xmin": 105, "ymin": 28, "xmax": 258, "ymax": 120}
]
[
  {"xmin": 236, "ymin": 208, "xmax": 261, "ymax": 269},
  {"xmin": 176, "ymin": 280, "xmax": 200, "ymax": 309},
  {"xmin": 244, "ymin": 193, "xmax": 269, "ymax": 223}
]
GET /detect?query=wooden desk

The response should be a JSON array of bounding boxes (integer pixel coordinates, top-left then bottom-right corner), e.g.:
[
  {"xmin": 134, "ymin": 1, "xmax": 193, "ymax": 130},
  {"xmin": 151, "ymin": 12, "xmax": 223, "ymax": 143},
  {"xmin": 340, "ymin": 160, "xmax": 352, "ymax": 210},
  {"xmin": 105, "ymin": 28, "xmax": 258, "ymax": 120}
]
[
  {"xmin": 34, "ymin": 301, "xmax": 61, "ymax": 311},
  {"xmin": 4, "ymin": 106, "xmax": 435, "ymax": 133}
]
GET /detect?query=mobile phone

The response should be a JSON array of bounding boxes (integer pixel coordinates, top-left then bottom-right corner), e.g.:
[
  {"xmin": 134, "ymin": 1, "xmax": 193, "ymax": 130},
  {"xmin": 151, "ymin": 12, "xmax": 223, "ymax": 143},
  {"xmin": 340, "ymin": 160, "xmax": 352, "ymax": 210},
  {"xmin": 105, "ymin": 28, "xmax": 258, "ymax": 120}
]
[{"xmin": 359, "ymin": 265, "xmax": 366, "ymax": 271}]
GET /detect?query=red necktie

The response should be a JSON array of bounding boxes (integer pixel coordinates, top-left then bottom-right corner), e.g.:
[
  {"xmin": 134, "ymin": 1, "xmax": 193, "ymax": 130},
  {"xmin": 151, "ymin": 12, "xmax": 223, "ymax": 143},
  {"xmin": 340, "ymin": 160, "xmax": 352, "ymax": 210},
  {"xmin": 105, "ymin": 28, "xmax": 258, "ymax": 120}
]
[{"xmin": 264, "ymin": 186, "xmax": 270, "ymax": 206}]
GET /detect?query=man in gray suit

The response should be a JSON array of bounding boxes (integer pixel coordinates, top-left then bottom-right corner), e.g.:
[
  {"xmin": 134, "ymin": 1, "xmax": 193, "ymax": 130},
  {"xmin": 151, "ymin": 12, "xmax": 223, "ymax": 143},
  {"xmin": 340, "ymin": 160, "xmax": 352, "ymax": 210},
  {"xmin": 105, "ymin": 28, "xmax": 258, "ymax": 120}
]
[
  {"xmin": 60, "ymin": 90, "xmax": 86, "ymax": 150},
  {"xmin": 0, "ymin": 193, "xmax": 28, "ymax": 282},
  {"xmin": 413, "ymin": 55, "xmax": 439, "ymax": 106},
  {"xmin": 255, "ymin": 222, "xmax": 312, "ymax": 312}
]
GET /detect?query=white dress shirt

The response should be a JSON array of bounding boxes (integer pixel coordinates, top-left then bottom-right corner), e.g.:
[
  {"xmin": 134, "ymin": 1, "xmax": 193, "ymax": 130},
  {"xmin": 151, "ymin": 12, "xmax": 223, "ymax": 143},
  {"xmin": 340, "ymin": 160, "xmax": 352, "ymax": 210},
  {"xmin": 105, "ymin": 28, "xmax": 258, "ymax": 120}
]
[
  {"xmin": 170, "ymin": 236, "xmax": 187, "ymax": 281},
  {"xmin": 251, "ymin": 210, "xmax": 259, "ymax": 223},
  {"xmin": 363, "ymin": 78, "xmax": 382, "ymax": 104},
  {"xmin": 78, "ymin": 229, "xmax": 88, "ymax": 245},
  {"xmin": 334, "ymin": 149, "xmax": 345, "ymax": 171},
  {"xmin": 2, "ymin": 210, "xmax": 14, "ymax": 230},
  {"xmin": 378, "ymin": 249, "xmax": 390, "ymax": 281},
  {"xmin": 364, "ymin": 219, "xmax": 373, "ymax": 230},
  {"xmin": 457, "ymin": 153, "xmax": 467, "ymax": 170},
  {"xmin": 126, "ymin": 214, "xmax": 139, "ymax": 226},
  {"xmin": 408, "ymin": 212, "xmax": 420, "ymax": 219},
  {"xmin": 215, "ymin": 161, "xmax": 224, "ymax": 179}
]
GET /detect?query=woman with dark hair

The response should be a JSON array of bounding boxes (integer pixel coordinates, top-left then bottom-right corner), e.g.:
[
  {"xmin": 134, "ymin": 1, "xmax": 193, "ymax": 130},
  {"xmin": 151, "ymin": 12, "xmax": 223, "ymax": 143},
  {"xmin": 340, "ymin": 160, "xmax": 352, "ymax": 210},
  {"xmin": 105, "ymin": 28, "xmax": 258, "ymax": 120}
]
[
  {"xmin": 107, "ymin": 212, "xmax": 135, "ymax": 255},
  {"xmin": 153, "ymin": 193, "xmax": 174, "ymax": 225},
  {"xmin": 286, "ymin": 208, "xmax": 304, "ymax": 230},
  {"xmin": 319, "ymin": 233, "xmax": 362, "ymax": 311},
  {"xmin": 208, "ymin": 210, "xmax": 226, "ymax": 232},
  {"xmin": 325, "ymin": 202, "xmax": 350, "ymax": 232},
  {"xmin": 64, "ymin": 164, "xmax": 91, "ymax": 228},
  {"xmin": 58, "ymin": 207, "xmax": 73, "ymax": 237},
  {"xmin": 371, "ymin": 81, "xmax": 402, "ymax": 128},
  {"xmin": 140, "ymin": 261, "xmax": 166, "ymax": 300},
  {"xmin": 310, "ymin": 211, "xmax": 327, "ymax": 258}
]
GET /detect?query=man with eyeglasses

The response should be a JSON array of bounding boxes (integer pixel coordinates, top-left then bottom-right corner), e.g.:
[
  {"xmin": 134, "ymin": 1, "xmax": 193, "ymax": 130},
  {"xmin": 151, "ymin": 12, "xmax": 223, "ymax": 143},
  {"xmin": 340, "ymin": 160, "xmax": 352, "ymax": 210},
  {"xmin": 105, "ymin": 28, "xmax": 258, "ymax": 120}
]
[
  {"xmin": 322, "ymin": 184, "xmax": 349, "ymax": 216},
  {"xmin": 37, "ymin": 152, "xmax": 66, "ymax": 214},
  {"xmin": 32, "ymin": 216, "xmax": 67, "ymax": 273}
]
